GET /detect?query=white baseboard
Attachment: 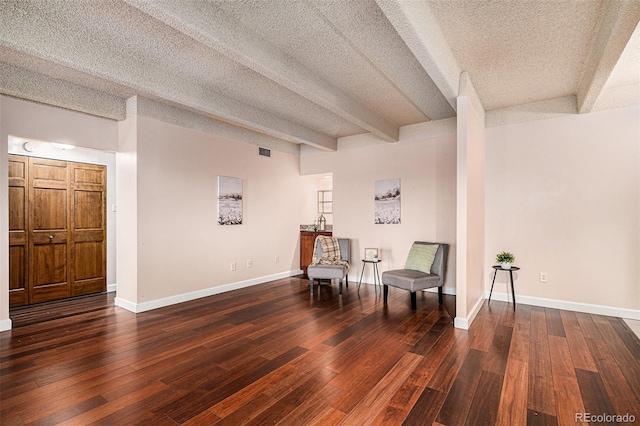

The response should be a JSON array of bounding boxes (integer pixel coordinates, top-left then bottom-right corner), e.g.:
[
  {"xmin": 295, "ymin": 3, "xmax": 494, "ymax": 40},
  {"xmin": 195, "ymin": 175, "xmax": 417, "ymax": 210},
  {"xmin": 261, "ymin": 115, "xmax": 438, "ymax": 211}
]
[
  {"xmin": 424, "ymin": 286, "xmax": 457, "ymax": 296},
  {"xmin": 114, "ymin": 269, "xmax": 303, "ymax": 314},
  {"xmin": 114, "ymin": 296, "xmax": 137, "ymax": 312},
  {"xmin": 107, "ymin": 283, "xmax": 117, "ymax": 293},
  {"xmin": 454, "ymin": 296, "xmax": 484, "ymax": 330},
  {"xmin": 0, "ymin": 318, "xmax": 12, "ymax": 332},
  {"xmin": 486, "ymin": 291, "xmax": 640, "ymax": 320}
]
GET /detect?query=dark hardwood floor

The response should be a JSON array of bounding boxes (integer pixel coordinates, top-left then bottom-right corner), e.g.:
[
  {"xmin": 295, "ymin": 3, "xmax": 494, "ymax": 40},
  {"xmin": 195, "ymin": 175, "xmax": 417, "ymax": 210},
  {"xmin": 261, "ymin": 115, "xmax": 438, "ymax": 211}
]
[{"xmin": 1, "ymin": 277, "xmax": 639, "ymax": 425}]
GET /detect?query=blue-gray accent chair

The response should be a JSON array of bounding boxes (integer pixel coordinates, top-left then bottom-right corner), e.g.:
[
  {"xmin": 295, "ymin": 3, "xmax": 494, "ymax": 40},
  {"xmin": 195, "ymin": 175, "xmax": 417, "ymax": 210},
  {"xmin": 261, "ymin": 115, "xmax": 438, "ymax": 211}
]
[
  {"xmin": 381, "ymin": 242, "xmax": 448, "ymax": 310},
  {"xmin": 308, "ymin": 238, "xmax": 350, "ymax": 294}
]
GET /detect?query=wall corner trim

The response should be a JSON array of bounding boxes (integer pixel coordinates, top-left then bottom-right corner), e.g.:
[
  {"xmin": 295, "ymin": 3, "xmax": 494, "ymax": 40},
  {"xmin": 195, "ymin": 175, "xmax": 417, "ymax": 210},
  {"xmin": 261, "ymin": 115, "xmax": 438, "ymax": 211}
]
[
  {"xmin": 486, "ymin": 291, "xmax": 640, "ymax": 320},
  {"xmin": 114, "ymin": 296, "xmax": 137, "ymax": 313},
  {"xmin": 453, "ymin": 296, "xmax": 484, "ymax": 330},
  {"xmin": 0, "ymin": 318, "xmax": 13, "ymax": 332},
  {"xmin": 453, "ymin": 317, "xmax": 468, "ymax": 330},
  {"xmin": 114, "ymin": 270, "xmax": 303, "ymax": 314},
  {"xmin": 107, "ymin": 284, "xmax": 117, "ymax": 293}
]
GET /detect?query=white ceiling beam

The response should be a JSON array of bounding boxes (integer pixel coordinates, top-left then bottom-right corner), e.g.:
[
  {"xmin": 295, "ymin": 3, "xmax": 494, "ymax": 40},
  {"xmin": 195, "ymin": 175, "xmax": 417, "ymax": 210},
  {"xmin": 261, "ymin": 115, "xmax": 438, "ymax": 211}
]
[
  {"xmin": 0, "ymin": 61, "xmax": 126, "ymax": 121},
  {"xmin": 310, "ymin": 1, "xmax": 455, "ymax": 121},
  {"xmin": 375, "ymin": 0, "xmax": 461, "ymax": 112},
  {"xmin": 0, "ymin": 4, "xmax": 336, "ymax": 151},
  {"xmin": 123, "ymin": 0, "xmax": 399, "ymax": 142},
  {"xmin": 459, "ymin": 72, "xmax": 485, "ymax": 127},
  {"xmin": 1, "ymin": 45, "xmax": 336, "ymax": 151},
  {"xmin": 134, "ymin": 97, "xmax": 301, "ymax": 155},
  {"xmin": 577, "ymin": 1, "xmax": 640, "ymax": 114}
]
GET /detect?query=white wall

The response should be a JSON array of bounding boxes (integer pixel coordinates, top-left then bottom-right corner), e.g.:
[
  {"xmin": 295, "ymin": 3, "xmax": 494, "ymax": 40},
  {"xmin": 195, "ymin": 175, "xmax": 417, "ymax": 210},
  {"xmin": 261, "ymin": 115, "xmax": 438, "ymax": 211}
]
[
  {"xmin": 0, "ymin": 95, "xmax": 320, "ymax": 320},
  {"xmin": 0, "ymin": 95, "xmax": 118, "ymax": 330},
  {"xmin": 485, "ymin": 106, "xmax": 640, "ymax": 315},
  {"xmin": 119, "ymin": 114, "xmax": 309, "ymax": 306},
  {"xmin": 301, "ymin": 120, "xmax": 457, "ymax": 293},
  {"xmin": 2, "ymin": 94, "xmax": 637, "ymax": 328}
]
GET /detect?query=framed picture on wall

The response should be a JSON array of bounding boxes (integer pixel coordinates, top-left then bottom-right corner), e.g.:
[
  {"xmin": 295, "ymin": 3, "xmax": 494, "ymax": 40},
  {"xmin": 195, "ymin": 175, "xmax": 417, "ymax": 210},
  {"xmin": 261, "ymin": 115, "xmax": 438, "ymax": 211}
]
[
  {"xmin": 364, "ymin": 248, "xmax": 379, "ymax": 261},
  {"xmin": 218, "ymin": 176, "xmax": 243, "ymax": 225},
  {"xmin": 374, "ymin": 178, "xmax": 401, "ymax": 224}
]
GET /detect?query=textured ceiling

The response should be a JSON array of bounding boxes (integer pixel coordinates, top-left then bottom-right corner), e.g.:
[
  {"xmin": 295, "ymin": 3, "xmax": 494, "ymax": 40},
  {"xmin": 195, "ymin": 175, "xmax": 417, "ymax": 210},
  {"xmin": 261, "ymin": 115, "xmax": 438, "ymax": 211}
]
[
  {"xmin": 428, "ymin": 0, "xmax": 606, "ymax": 110},
  {"xmin": 0, "ymin": 0, "xmax": 637, "ymax": 152}
]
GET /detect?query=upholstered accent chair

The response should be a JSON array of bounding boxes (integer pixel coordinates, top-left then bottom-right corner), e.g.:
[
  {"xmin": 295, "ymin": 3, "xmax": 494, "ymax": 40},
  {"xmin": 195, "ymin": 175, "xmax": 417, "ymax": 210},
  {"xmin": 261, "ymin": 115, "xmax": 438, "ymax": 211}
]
[
  {"xmin": 307, "ymin": 238, "xmax": 350, "ymax": 294},
  {"xmin": 382, "ymin": 242, "xmax": 448, "ymax": 310}
]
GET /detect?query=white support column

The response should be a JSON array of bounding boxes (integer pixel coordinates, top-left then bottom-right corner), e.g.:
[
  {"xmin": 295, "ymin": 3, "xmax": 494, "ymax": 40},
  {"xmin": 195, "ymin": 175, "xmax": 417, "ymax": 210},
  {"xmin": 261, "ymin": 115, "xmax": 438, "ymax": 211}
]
[
  {"xmin": 114, "ymin": 96, "xmax": 140, "ymax": 312},
  {"xmin": 455, "ymin": 73, "xmax": 486, "ymax": 329},
  {"xmin": 0, "ymin": 96, "xmax": 11, "ymax": 331}
]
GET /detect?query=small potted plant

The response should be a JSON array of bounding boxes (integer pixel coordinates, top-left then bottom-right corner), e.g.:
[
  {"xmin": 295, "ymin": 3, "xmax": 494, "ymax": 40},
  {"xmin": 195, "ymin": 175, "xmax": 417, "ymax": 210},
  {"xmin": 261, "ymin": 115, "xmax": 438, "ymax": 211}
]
[{"xmin": 496, "ymin": 251, "xmax": 515, "ymax": 269}]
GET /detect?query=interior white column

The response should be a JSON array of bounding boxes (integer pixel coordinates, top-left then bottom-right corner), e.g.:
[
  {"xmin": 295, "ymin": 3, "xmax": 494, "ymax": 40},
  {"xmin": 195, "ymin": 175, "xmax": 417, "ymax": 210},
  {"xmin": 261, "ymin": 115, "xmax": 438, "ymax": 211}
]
[
  {"xmin": 455, "ymin": 73, "xmax": 487, "ymax": 329},
  {"xmin": 114, "ymin": 96, "xmax": 140, "ymax": 311},
  {"xmin": 0, "ymin": 96, "xmax": 10, "ymax": 331}
]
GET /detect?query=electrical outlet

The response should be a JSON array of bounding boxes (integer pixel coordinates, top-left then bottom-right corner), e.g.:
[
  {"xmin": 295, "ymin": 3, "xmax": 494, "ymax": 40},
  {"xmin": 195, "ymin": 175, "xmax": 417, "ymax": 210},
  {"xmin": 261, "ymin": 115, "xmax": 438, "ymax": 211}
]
[
  {"xmin": 247, "ymin": 259, "xmax": 252, "ymax": 268},
  {"xmin": 230, "ymin": 262, "xmax": 236, "ymax": 271},
  {"xmin": 540, "ymin": 272, "xmax": 547, "ymax": 283},
  {"xmin": 275, "ymin": 255, "xmax": 279, "ymax": 263}
]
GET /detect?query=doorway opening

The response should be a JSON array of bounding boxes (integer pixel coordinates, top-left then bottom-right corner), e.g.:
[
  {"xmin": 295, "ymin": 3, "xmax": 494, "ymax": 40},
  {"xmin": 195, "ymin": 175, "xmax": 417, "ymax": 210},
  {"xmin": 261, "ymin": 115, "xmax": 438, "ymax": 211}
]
[{"xmin": 7, "ymin": 136, "xmax": 116, "ymax": 310}]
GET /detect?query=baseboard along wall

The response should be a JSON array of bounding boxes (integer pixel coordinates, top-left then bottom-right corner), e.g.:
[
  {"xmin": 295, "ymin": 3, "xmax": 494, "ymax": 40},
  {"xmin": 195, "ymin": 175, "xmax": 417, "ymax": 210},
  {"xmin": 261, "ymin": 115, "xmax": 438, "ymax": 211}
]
[{"xmin": 115, "ymin": 269, "xmax": 303, "ymax": 314}]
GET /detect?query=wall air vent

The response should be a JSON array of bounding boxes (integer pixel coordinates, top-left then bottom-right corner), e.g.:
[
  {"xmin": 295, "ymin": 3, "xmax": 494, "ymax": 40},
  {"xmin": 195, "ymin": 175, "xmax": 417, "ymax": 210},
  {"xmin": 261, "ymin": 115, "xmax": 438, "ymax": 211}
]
[{"xmin": 258, "ymin": 147, "xmax": 271, "ymax": 157}]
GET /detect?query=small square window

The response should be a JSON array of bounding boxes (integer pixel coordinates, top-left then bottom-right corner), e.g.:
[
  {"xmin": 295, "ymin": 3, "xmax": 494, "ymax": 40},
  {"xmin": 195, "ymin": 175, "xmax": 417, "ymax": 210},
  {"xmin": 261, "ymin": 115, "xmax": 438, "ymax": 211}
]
[{"xmin": 318, "ymin": 190, "xmax": 332, "ymax": 214}]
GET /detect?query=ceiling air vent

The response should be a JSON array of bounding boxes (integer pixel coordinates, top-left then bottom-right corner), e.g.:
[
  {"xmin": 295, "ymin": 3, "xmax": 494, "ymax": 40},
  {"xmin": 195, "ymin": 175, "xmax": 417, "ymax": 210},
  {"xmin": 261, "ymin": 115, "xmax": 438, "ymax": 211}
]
[{"xmin": 258, "ymin": 147, "xmax": 271, "ymax": 157}]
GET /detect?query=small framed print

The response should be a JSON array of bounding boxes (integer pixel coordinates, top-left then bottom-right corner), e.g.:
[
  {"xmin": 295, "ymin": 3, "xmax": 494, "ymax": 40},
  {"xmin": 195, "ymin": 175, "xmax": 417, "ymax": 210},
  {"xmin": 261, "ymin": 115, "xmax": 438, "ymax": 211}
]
[
  {"xmin": 218, "ymin": 176, "xmax": 243, "ymax": 225},
  {"xmin": 364, "ymin": 248, "xmax": 379, "ymax": 261}
]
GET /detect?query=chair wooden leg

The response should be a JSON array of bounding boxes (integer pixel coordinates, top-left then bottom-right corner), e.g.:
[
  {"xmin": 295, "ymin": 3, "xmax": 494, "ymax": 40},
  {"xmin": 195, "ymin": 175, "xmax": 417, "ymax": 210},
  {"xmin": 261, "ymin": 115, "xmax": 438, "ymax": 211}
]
[
  {"xmin": 383, "ymin": 285, "xmax": 389, "ymax": 304},
  {"xmin": 339, "ymin": 280, "xmax": 343, "ymax": 294},
  {"xmin": 410, "ymin": 292, "xmax": 417, "ymax": 311},
  {"xmin": 438, "ymin": 287, "xmax": 443, "ymax": 304},
  {"xmin": 309, "ymin": 278, "xmax": 314, "ymax": 293},
  {"xmin": 345, "ymin": 275, "xmax": 348, "ymax": 288}
]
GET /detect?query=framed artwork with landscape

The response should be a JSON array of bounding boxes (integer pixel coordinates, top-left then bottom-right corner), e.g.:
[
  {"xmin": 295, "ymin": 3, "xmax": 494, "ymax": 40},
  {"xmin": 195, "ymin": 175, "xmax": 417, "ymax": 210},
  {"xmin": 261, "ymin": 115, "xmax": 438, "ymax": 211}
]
[
  {"xmin": 374, "ymin": 178, "xmax": 401, "ymax": 224},
  {"xmin": 218, "ymin": 176, "xmax": 243, "ymax": 225}
]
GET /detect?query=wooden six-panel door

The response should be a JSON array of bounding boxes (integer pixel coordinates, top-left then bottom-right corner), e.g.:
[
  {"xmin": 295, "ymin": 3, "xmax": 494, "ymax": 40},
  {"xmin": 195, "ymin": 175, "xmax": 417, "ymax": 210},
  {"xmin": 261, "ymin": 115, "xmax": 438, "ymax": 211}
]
[
  {"xmin": 70, "ymin": 162, "xmax": 106, "ymax": 297},
  {"xmin": 29, "ymin": 157, "xmax": 72, "ymax": 304},
  {"xmin": 8, "ymin": 155, "xmax": 28, "ymax": 306},
  {"xmin": 8, "ymin": 155, "xmax": 106, "ymax": 307}
]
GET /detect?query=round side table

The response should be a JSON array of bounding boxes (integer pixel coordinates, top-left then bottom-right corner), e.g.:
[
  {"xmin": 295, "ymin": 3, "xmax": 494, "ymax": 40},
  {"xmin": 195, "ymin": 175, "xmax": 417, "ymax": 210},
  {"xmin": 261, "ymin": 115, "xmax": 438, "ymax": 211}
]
[
  {"xmin": 489, "ymin": 265, "xmax": 520, "ymax": 311},
  {"xmin": 358, "ymin": 259, "xmax": 382, "ymax": 293}
]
